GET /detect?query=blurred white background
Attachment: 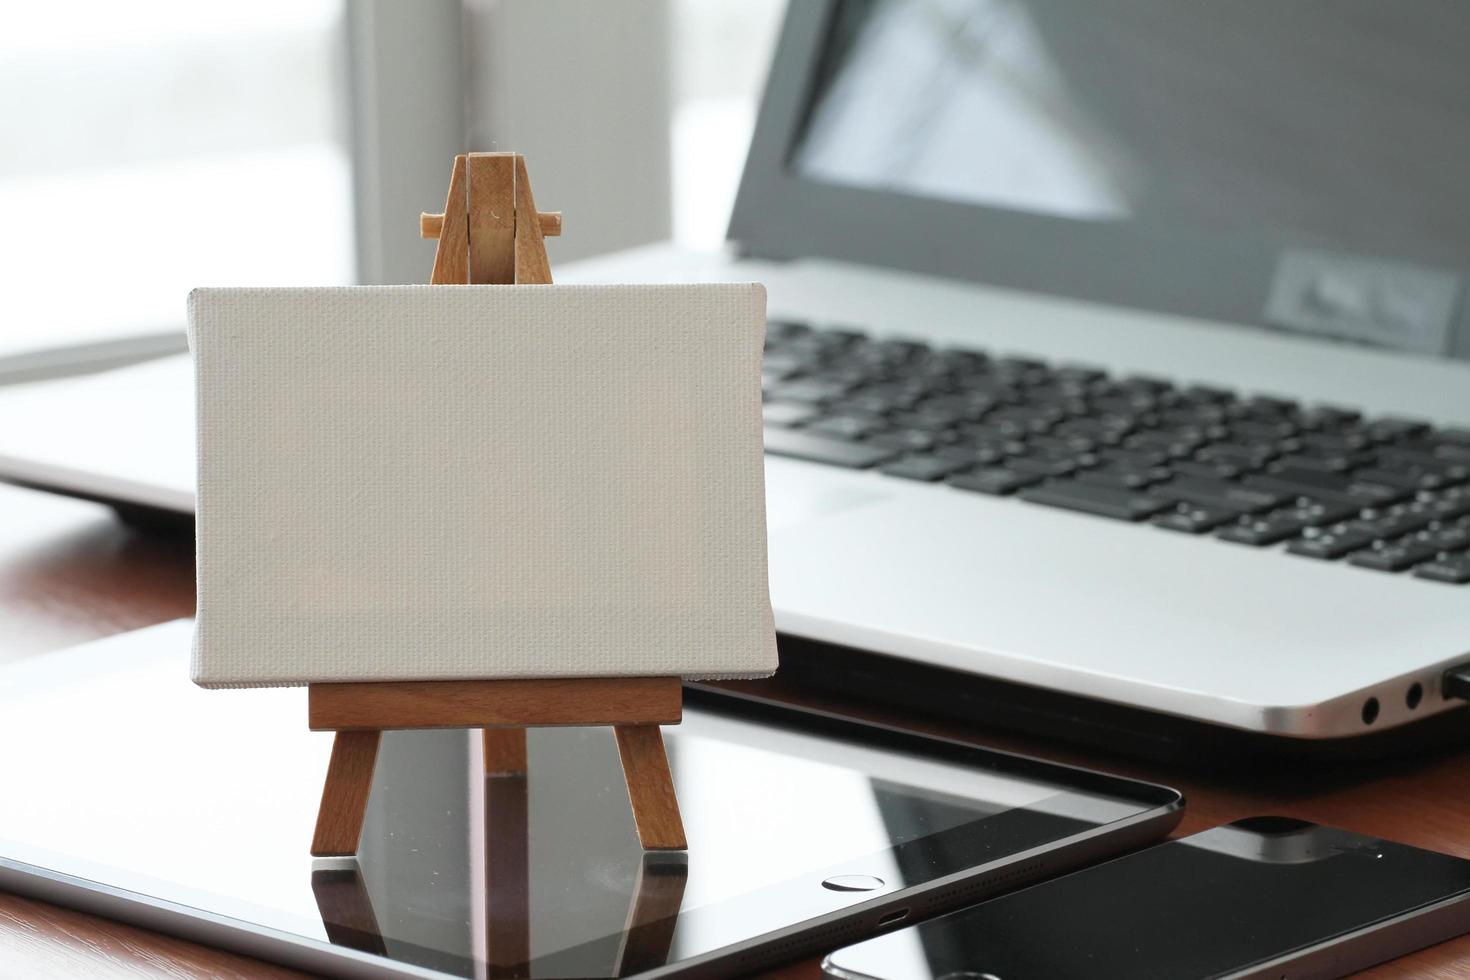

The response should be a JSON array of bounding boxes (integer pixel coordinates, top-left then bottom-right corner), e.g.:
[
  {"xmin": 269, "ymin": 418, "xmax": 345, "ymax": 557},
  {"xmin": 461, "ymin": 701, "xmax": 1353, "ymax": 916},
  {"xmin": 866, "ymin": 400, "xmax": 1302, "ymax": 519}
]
[{"xmin": 0, "ymin": 0, "xmax": 784, "ymax": 354}]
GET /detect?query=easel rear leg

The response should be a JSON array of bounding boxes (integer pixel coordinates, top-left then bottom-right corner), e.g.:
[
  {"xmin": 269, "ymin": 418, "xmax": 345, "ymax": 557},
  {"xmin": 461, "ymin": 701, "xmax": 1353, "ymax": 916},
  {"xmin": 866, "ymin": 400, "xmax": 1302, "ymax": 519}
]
[{"xmin": 483, "ymin": 728, "xmax": 528, "ymax": 775}]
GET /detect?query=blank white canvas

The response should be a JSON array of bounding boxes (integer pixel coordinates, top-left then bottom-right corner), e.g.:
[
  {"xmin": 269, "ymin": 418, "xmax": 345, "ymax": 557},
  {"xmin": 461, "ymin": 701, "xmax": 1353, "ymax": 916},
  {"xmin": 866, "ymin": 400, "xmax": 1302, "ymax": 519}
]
[{"xmin": 189, "ymin": 284, "xmax": 776, "ymax": 687}]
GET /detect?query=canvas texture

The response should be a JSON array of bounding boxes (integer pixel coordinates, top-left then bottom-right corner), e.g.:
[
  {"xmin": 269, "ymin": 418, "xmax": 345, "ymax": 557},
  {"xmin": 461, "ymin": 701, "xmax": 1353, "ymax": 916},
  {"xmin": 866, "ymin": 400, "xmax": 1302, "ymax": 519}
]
[{"xmin": 189, "ymin": 284, "xmax": 776, "ymax": 687}]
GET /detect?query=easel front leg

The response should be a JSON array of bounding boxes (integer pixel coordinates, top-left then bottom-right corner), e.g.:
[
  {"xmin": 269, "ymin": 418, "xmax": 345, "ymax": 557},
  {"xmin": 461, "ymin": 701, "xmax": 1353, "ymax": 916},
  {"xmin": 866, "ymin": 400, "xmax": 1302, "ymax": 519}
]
[
  {"xmin": 312, "ymin": 730, "xmax": 382, "ymax": 856},
  {"xmin": 613, "ymin": 726, "xmax": 687, "ymax": 850}
]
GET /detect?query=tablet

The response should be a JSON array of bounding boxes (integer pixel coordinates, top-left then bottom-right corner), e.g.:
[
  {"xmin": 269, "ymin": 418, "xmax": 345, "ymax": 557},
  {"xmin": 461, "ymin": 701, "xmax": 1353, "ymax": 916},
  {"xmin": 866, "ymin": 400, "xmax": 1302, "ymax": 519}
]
[{"xmin": 0, "ymin": 622, "xmax": 1181, "ymax": 978}]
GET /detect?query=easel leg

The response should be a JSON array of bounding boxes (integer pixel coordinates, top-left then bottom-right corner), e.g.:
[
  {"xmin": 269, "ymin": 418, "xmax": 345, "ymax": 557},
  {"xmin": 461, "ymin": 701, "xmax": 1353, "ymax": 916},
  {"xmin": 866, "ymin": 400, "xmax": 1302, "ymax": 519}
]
[
  {"xmin": 483, "ymin": 728, "xmax": 528, "ymax": 775},
  {"xmin": 613, "ymin": 725, "xmax": 687, "ymax": 850},
  {"xmin": 312, "ymin": 730, "xmax": 382, "ymax": 856}
]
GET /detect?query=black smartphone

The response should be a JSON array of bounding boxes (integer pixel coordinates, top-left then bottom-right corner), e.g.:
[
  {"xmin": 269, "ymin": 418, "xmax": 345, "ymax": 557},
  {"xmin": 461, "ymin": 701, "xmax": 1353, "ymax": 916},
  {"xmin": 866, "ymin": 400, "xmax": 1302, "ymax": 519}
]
[{"xmin": 822, "ymin": 817, "xmax": 1470, "ymax": 980}]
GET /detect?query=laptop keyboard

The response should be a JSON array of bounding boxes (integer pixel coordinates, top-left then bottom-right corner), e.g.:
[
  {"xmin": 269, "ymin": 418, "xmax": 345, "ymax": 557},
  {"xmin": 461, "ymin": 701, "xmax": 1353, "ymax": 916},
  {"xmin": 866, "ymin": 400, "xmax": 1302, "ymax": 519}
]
[{"xmin": 762, "ymin": 320, "xmax": 1470, "ymax": 586}]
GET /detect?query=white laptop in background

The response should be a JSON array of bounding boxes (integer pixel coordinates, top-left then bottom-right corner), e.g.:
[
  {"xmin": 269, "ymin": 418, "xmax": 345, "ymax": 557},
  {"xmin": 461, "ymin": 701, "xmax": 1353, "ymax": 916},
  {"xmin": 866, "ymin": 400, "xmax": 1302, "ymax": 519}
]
[{"xmin": 3, "ymin": 0, "xmax": 1470, "ymax": 748}]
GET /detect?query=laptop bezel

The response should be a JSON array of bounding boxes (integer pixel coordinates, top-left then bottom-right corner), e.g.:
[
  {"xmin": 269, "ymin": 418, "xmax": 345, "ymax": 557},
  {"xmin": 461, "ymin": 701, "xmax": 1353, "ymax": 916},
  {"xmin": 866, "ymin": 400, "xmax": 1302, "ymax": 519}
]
[{"xmin": 726, "ymin": 0, "xmax": 1462, "ymax": 348}]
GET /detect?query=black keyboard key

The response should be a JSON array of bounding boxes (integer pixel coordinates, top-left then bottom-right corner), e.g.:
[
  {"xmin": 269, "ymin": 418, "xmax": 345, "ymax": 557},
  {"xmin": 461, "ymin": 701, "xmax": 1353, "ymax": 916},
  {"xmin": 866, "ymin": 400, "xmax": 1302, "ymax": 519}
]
[
  {"xmin": 936, "ymin": 347, "xmax": 989, "ymax": 369},
  {"xmin": 1434, "ymin": 442, "xmax": 1470, "ymax": 464},
  {"xmin": 1215, "ymin": 511, "xmax": 1313, "ymax": 546},
  {"xmin": 934, "ymin": 442, "xmax": 1007, "ymax": 466},
  {"xmin": 1286, "ymin": 525, "xmax": 1380, "ymax": 560},
  {"xmin": 1119, "ymin": 375, "xmax": 1175, "ymax": 394},
  {"xmin": 1276, "ymin": 452, "xmax": 1371, "ymax": 473},
  {"xmin": 1181, "ymin": 384, "xmax": 1235, "ymax": 403},
  {"xmin": 867, "ymin": 338, "xmax": 928, "ymax": 361},
  {"xmin": 889, "ymin": 409, "xmax": 966, "ymax": 433},
  {"xmin": 1097, "ymin": 446, "xmax": 1171, "ymax": 469},
  {"xmin": 815, "ymin": 365, "xmax": 888, "ymax": 389},
  {"xmin": 1243, "ymin": 394, "xmax": 1300, "ymax": 414},
  {"xmin": 1018, "ymin": 480, "xmax": 1173, "ymax": 521},
  {"xmin": 1298, "ymin": 431, "xmax": 1371, "ymax": 453},
  {"xmin": 1124, "ymin": 429, "xmax": 1206, "ymax": 457},
  {"xmin": 948, "ymin": 467, "xmax": 1043, "ymax": 496},
  {"xmin": 1351, "ymin": 466, "xmax": 1451, "ymax": 492},
  {"xmin": 763, "ymin": 402, "xmax": 818, "ymax": 427},
  {"xmin": 1029, "ymin": 433, "xmax": 1097, "ymax": 455},
  {"xmin": 880, "ymin": 454, "xmax": 970, "ymax": 482},
  {"xmin": 1348, "ymin": 534, "xmax": 1445, "ymax": 572},
  {"xmin": 1053, "ymin": 365, "xmax": 1107, "ymax": 384},
  {"xmin": 1356, "ymin": 504, "xmax": 1437, "ymax": 539},
  {"xmin": 959, "ymin": 376, "xmax": 1025, "ymax": 402},
  {"xmin": 1231, "ymin": 419, "xmax": 1297, "ymax": 441},
  {"xmin": 1156, "ymin": 477, "xmax": 1287, "ymax": 514},
  {"xmin": 912, "ymin": 394, "xmax": 994, "ymax": 423},
  {"xmin": 1367, "ymin": 417, "xmax": 1430, "ymax": 441},
  {"xmin": 1196, "ymin": 442, "xmax": 1276, "ymax": 468},
  {"xmin": 1244, "ymin": 469, "xmax": 1411, "ymax": 505},
  {"xmin": 1422, "ymin": 523, "xmax": 1470, "ymax": 552},
  {"xmin": 1298, "ymin": 406, "xmax": 1363, "ymax": 429},
  {"xmin": 1092, "ymin": 394, "xmax": 1155, "ymax": 416},
  {"xmin": 1414, "ymin": 553, "xmax": 1470, "ymax": 584},
  {"xmin": 1172, "ymin": 459, "xmax": 1242, "ymax": 480},
  {"xmin": 804, "ymin": 414, "xmax": 884, "ymax": 440},
  {"xmin": 765, "ymin": 378, "xmax": 853, "ymax": 405},
  {"xmin": 1374, "ymin": 444, "xmax": 1448, "ymax": 468},
  {"xmin": 1290, "ymin": 497, "xmax": 1367, "ymax": 526},
  {"xmin": 1152, "ymin": 502, "xmax": 1244, "ymax": 533},
  {"xmin": 1006, "ymin": 455, "xmax": 1081, "ymax": 479},
  {"xmin": 988, "ymin": 405, "xmax": 1065, "ymax": 433},
  {"xmin": 867, "ymin": 428, "xmax": 940, "ymax": 452},
  {"xmin": 1077, "ymin": 465, "xmax": 1171, "ymax": 490},
  {"xmin": 764, "ymin": 428, "xmax": 897, "ymax": 469},
  {"xmin": 1055, "ymin": 418, "xmax": 1132, "ymax": 443},
  {"xmin": 1161, "ymin": 405, "xmax": 1228, "ymax": 428},
  {"xmin": 1432, "ymin": 489, "xmax": 1470, "ymax": 521}
]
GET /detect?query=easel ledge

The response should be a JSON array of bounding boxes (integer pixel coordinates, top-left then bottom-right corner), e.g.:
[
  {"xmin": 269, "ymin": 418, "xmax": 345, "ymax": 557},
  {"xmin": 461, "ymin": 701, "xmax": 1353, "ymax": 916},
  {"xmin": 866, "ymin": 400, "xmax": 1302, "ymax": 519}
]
[{"xmin": 307, "ymin": 151, "xmax": 688, "ymax": 858}]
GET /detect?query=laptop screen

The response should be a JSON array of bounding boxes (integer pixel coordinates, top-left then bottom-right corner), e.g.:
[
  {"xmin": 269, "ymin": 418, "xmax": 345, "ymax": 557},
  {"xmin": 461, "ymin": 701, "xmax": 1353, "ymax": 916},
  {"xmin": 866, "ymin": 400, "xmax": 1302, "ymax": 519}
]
[{"xmin": 736, "ymin": 0, "xmax": 1470, "ymax": 360}]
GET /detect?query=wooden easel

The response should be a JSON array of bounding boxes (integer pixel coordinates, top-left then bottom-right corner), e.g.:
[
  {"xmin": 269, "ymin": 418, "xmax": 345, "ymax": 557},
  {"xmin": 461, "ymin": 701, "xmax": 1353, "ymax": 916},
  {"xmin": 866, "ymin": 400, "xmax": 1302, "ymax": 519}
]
[{"xmin": 308, "ymin": 152, "xmax": 687, "ymax": 857}]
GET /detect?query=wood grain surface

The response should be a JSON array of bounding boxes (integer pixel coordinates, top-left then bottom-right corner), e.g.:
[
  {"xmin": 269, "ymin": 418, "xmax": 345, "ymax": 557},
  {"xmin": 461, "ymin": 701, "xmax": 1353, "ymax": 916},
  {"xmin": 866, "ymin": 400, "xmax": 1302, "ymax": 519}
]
[
  {"xmin": 483, "ymin": 727, "xmax": 529, "ymax": 775},
  {"xmin": 428, "ymin": 155, "xmax": 470, "ymax": 286},
  {"xmin": 0, "ymin": 483, "xmax": 1468, "ymax": 977},
  {"xmin": 467, "ymin": 153, "xmax": 517, "ymax": 286},
  {"xmin": 614, "ymin": 724, "xmax": 689, "ymax": 851},
  {"xmin": 311, "ymin": 730, "xmax": 383, "ymax": 856},
  {"xmin": 510, "ymin": 154, "xmax": 554, "ymax": 285},
  {"xmin": 308, "ymin": 676, "xmax": 683, "ymax": 730}
]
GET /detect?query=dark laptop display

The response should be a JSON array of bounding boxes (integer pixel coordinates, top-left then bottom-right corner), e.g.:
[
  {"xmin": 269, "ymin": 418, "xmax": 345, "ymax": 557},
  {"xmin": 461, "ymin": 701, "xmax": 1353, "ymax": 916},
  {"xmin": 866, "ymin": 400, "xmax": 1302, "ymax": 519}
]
[{"xmin": 736, "ymin": 0, "xmax": 1470, "ymax": 360}]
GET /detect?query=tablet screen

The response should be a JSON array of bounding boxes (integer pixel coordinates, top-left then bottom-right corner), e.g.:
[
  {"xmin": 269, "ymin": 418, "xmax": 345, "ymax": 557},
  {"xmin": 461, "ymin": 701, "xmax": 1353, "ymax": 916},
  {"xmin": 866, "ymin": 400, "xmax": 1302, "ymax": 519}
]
[{"xmin": 0, "ymin": 621, "xmax": 1174, "ymax": 977}]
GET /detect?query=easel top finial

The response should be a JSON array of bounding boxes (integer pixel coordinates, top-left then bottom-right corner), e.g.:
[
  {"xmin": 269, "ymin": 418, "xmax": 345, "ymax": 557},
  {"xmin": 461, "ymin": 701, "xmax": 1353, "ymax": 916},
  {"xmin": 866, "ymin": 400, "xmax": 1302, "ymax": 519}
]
[{"xmin": 419, "ymin": 152, "xmax": 562, "ymax": 286}]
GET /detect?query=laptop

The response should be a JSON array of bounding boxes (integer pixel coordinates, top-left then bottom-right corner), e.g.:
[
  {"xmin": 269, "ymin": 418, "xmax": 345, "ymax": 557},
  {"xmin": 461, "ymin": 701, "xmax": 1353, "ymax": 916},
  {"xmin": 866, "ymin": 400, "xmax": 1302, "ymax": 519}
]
[{"xmin": 3, "ymin": 0, "xmax": 1470, "ymax": 749}]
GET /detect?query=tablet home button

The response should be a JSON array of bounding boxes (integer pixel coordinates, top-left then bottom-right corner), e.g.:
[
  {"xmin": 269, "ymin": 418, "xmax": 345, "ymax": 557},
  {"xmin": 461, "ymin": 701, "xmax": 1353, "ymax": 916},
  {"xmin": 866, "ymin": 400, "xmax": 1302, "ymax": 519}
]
[{"xmin": 821, "ymin": 874, "xmax": 885, "ymax": 892}]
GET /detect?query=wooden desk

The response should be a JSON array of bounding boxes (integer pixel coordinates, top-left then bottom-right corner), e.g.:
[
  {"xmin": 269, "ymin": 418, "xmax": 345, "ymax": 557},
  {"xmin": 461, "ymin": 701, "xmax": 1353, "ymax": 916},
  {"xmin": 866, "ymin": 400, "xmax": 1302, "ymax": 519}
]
[{"xmin": 0, "ymin": 482, "xmax": 1466, "ymax": 978}]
